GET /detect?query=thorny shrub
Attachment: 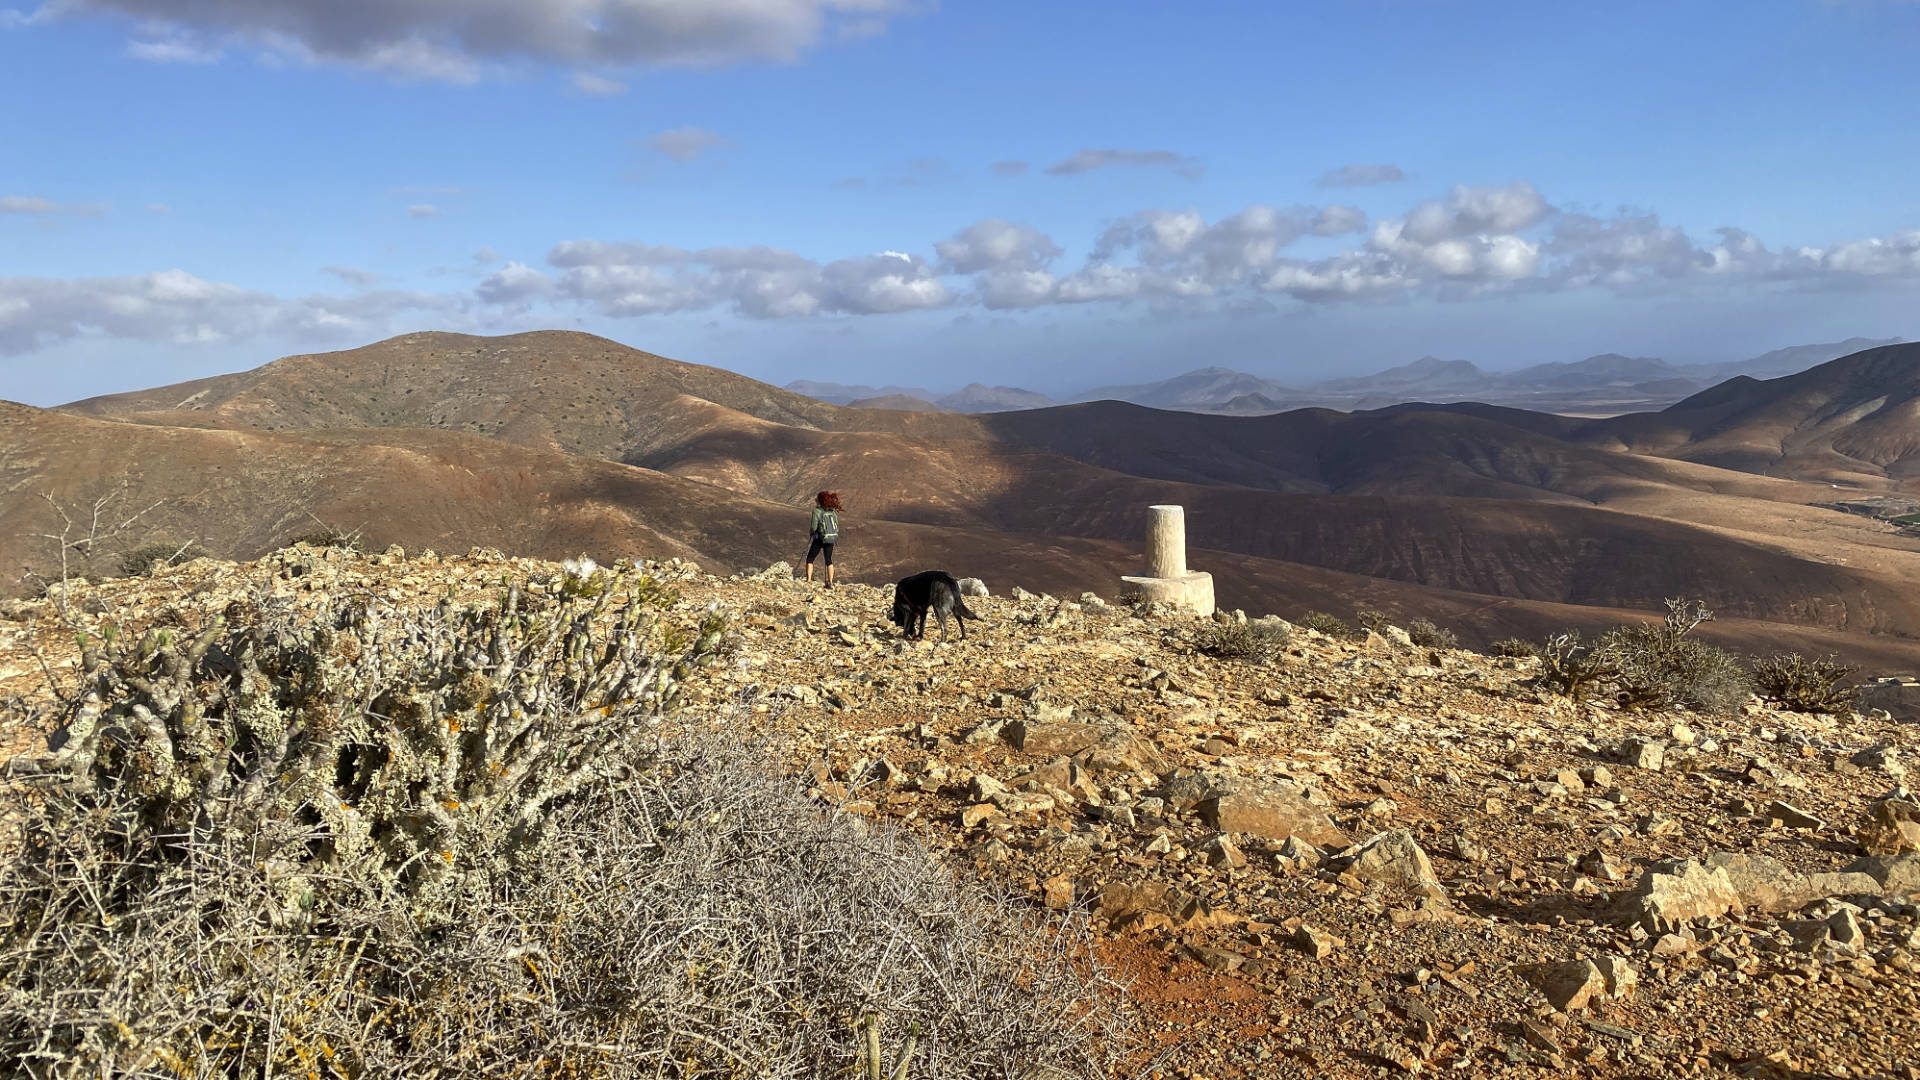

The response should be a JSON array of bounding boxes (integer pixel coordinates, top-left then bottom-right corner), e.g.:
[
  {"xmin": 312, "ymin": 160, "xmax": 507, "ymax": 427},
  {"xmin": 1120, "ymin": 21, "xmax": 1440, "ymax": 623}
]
[
  {"xmin": 1529, "ymin": 600, "xmax": 1752, "ymax": 716},
  {"xmin": 1405, "ymin": 617, "xmax": 1459, "ymax": 650},
  {"xmin": 1597, "ymin": 599, "xmax": 1751, "ymax": 716},
  {"xmin": 1490, "ymin": 637, "xmax": 1540, "ymax": 659},
  {"xmin": 0, "ymin": 574, "xmax": 1123, "ymax": 1079},
  {"xmin": 1193, "ymin": 620, "xmax": 1290, "ymax": 662},
  {"xmin": 1295, "ymin": 610, "xmax": 1358, "ymax": 639},
  {"xmin": 116, "ymin": 541, "xmax": 205, "ymax": 577},
  {"xmin": 1752, "ymin": 653, "xmax": 1858, "ymax": 715}
]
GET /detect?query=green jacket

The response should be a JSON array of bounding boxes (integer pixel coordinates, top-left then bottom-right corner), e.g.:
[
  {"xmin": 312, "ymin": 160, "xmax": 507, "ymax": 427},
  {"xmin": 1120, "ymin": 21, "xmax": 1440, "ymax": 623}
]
[{"xmin": 810, "ymin": 507, "xmax": 839, "ymax": 542}]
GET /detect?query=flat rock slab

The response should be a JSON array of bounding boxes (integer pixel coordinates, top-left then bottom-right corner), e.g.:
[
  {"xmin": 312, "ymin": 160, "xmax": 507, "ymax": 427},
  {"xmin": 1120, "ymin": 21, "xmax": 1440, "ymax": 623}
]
[{"xmin": 1197, "ymin": 789, "xmax": 1348, "ymax": 848}]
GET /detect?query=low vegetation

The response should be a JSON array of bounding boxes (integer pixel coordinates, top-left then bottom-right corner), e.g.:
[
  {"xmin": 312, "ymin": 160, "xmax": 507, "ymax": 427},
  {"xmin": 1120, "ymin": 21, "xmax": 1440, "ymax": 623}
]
[
  {"xmin": 1405, "ymin": 617, "xmax": 1459, "ymax": 650},
  {"xmin": 1295, "ymin": 610, "xmax": 1358, "ymax": 639},
  {"xmin": 1752, "ymin": 652, "xmax": 1859, "ymax": 715},
  {"xmin": 1525, "ymin": 599, "xmax": 1752, "ymax": 716},
  {"xmin": 0, "ymin": 570, "xmax": 1120, "ymax": 1079},
  {"xmin": 1193, "ymin": 619, "xmax": 1290, "ymax": 662}
]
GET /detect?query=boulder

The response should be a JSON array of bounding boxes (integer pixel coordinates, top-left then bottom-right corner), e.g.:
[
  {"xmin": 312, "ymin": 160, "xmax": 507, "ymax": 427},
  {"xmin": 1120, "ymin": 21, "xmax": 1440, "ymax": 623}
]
[
  {"xmin": 956, "ymin": 577, "xmax": 989, "ymax": 598},
  {"xmin": 1339, "ymin": 830, "xmax": 1443, "ymax": 894},
  {"xmin": 1847, "ymin": 852, "xmax": 1920, "ymax": 897},
  {"xmin": 1858, "ymin": 797, "xmax": 1920, "ymax": 856},
  {"xmin": 1003, "ymin": 719, "xmax": 1100, "ymax": 755},
  {"xmin": 1528, "ymin": 960, "xmax": 1606, "ymax": 1012},
  {"xmin": 1617, "ymin": 859, "xmax": 1745, "ymax": 931},
  {"xmin": 1619, "ymin": 737, "xmax": 1666, "ymax": 771},
  {"xmin": 1703, "ymin": 851, "xmax": 1821, "ymax": 914},
  {"xmin": 1196, "ymin": 787, "xmax": 1348, "ymax": 847}
]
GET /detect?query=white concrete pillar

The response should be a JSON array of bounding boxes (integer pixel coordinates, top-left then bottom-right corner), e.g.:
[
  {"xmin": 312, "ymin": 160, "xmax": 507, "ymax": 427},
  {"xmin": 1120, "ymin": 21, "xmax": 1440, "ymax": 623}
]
[
  {"xmin": 1145, "ymin": 504, "xmax": 1187, "ymax": 579},
  {"xmin": 1120, "ymin": 503, "xmax": 1214, "ymax": 617}
]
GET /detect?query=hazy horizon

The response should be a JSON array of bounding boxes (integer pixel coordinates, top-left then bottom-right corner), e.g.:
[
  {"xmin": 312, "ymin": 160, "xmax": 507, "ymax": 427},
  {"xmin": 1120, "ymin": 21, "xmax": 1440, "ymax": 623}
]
[{"xmin": 4, "ymin": 1, "xmax": 1918, "ymax": 405}]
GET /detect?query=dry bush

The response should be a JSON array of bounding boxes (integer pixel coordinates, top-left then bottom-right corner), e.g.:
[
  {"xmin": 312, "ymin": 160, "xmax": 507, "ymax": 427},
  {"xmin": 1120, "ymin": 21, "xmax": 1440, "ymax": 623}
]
[
  {"xmin": 1193, "ymin": 620, "xmax": 1289, "ymax": 662},
  {"xmin": 116, "ymin": 540, "xmax": 204, "ymax": 576},
  {"xmin": 1490, "ymin": 637, "xmax": 1539, "ymax": 659},
  {"xmin": 1355, "ymin": 608, "xmax": 1390, "ymax": 634},
  {"xmin": 1597, "ymin": 598, "xmax": 1751, "ymax": 716},
  {"xmin": 1533, "ymin": 631, "xmax": 1616, "ymax": 700},
  {"xmin": 1295, "ymin": 611, "xmax": 1357, "ymax": 639},
  {"xmin": 1405, "ymin": 617, "xmax": 1459, "ymax": 650},
  {"xmin": 1530, "ymin": 600, "xmax": 1751, "ymax": 716},
  {"xmin": 0, "ymin": 576, "xmax": 1122, "ymax": 1079},
  {"xmin": 1752, "ymin": 653, "xmax": 1858, "ymax": 715}
]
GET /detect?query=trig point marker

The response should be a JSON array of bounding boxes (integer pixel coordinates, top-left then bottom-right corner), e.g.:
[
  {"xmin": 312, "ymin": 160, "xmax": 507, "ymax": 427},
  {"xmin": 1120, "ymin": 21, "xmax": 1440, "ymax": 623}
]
[{"xmin": 1121, "ymin": 504, "xmax": 1215, "ymax": 617}]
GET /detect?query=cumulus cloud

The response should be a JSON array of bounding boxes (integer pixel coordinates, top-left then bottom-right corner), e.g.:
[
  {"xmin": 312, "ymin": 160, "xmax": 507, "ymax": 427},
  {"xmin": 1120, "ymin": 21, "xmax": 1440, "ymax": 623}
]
[
  {"xmin": 935, "ymin": 219, "xmax": 1061, "ymax": 274},
  {"xmin": 1045, "ymin": 148, "xmax": 1205, "ymax": 179},
  {"xmin": 321, "ymin": 265, "xmax": 382, "ymax": 287},
  {"xmin": 39, "ymin": 0, "xmax": 919, "ymax": 80},
  {"xmin": 1312, "ymin": 204, "xmax": 1367, "ymax": 236},
  {"xmin": 0, "ymin": 269, "xmax": 463, "ymax": 354},
  {"xmin": 1, "ymin": 195, "xmax": 109, "ymax": 216},
  {"xmin": 548, "ymin": 240, "xmax": 948, "ymax": 318},
  {"xmin": 475, "ymin": 260, "xmax": 554, "ymax": 307},
  {"xmin": 1317, "ymin": 163, "xmax": 1406, "ymax": 188},
  {"xmin": 571, "ymin": 71, "xmax": 627, "ymax": 96},
  {"xmin": 648, "ymin": 125, "xmax": 730, "ymax": 162}
]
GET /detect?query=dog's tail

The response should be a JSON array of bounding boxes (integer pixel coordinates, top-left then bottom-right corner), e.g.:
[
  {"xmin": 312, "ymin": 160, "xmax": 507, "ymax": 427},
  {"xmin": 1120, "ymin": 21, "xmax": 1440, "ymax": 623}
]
[{"xmin": 943, "ymin": 578, "xmax": 983, "ymax": 621}]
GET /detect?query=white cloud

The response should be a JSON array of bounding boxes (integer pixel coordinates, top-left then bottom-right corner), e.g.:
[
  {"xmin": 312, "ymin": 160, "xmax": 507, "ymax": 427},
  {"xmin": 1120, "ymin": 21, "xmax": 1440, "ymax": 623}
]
[
  {"xmin": 1400, "ymin": 182, "xmax": 1550, "ymax": 244},
  {"xmin": 1, "ymin": 195, "xmax": 109, "ymax": 216},
  {"xmin": 549, "ymin": 240, "xmax": 948, "ymax": 318},
  {"xmin": 125, "ymin": 34, "xmax": 220, "ymax": 63},
  {"xmin": 1317, "ymin": 163, "xmax": 1406, "ymax": 188},
  {"xmin": 571, "ymin": 71, "xmax": 627, "ymax": 96},
  {"xmin": 41, "ymin": 0, "xmax": 917, "ymax": 81},
  {"xmin": 0, "ymin": 269, "xmax": 464, "ymax": 354},
  {"xmin": 648, "ymin": 125, "xmax": 730, "ymax": 162},
  {"xmin": 321, "ymin": 265, "xmax": 382, "ymax": 287},
  {"xmin": 407, "ymin": 203, "xmax": 441, "ymax": 218},
  {"xmin": 1045, "ymin": 148, "xmax": 1204, "ymax": 179},
  {"xmin": 936, "ymin": 219, "xmax": 1061, "ymax": 273},
  {"xmin": 1312, "ymin": 204, "xmax": 1367, "ymax": 236},
  {"xmin": 475, "ymin": 260, "xmax": 554, "ymax": 306}
]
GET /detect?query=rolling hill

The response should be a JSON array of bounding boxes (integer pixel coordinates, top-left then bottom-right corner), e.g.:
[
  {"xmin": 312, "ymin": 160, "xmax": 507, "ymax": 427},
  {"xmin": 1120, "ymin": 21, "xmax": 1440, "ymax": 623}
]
[{"xmin": 22, "ymin": 331, "xmax": 1920, "ymax": 670}]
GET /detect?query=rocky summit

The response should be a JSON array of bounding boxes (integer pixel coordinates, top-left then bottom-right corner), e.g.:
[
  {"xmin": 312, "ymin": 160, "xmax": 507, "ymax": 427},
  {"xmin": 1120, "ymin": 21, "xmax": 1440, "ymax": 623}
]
[{"xmin": 4, "ymin": 545, "xmax": 1919, "ymax": 1079}]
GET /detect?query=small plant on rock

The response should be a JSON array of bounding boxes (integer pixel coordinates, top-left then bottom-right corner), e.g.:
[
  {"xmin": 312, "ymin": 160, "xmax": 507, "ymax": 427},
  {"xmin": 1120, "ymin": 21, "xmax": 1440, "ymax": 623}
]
[
  {"xmin": 117, "ymin": 540, "xmax": 203, "ymax": 576},
  {"xmin": 1752, "ymin": 653, "xmax": 1858, "ymax": 715}
]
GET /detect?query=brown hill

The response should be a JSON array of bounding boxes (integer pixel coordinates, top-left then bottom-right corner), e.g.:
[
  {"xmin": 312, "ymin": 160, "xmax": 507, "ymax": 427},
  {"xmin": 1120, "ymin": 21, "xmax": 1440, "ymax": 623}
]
[
  {"xmin": 39, "ymin": 332, "xmax": 1920, "ymax": 667},
  {"xmin": 1582, "ymin": 341, "xmax": 1920, "ymax": 485}
]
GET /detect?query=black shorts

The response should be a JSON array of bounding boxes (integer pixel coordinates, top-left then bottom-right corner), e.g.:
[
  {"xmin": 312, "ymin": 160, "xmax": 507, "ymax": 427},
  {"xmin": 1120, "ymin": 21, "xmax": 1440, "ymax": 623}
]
[{"xmin": 806, "ymin": 535, "xmax": 834, "ymax": 566}]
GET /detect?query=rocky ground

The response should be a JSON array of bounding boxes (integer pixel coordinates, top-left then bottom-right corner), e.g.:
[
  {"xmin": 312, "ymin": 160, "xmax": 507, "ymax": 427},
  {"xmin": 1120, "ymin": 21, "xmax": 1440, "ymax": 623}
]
[{"xmin": 4, "ymin": 546, "xmax": 1918, "ymax": 1080}]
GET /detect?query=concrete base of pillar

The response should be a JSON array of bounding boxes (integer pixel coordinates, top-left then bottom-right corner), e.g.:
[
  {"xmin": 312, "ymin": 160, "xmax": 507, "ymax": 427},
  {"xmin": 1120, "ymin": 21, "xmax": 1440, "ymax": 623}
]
[{"xmin": 1121, "ymin": 571, "xmax": 1215, "ymax": 618}]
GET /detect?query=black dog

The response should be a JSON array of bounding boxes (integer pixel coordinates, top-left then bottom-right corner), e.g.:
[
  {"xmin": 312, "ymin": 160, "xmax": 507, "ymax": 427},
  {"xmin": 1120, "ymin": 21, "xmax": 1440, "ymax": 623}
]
[{"xmin": 890, "ymin": 570, "xmax": 981, "ymax": 641}]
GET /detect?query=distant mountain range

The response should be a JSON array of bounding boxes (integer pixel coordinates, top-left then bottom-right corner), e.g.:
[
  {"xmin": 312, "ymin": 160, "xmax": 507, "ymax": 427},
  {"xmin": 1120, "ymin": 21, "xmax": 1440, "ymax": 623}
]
[
  {"xmin": 798, "ymin": 336, "xmax": 1903, "ymax": 417},
  {"xmin": 783, "ymin": 380, "xmax": 1057, "ymax": 413},
  {"xmin": 25, "ymin": 331, "xmax": 1920, "ymax": 673}
]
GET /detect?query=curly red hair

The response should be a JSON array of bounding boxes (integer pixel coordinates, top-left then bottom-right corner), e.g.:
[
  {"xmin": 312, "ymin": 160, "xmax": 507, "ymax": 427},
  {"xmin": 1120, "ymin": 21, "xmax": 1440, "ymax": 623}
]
[{"xmin": 815, "ymin": 490, "xmax": 843, "ymax": 511}]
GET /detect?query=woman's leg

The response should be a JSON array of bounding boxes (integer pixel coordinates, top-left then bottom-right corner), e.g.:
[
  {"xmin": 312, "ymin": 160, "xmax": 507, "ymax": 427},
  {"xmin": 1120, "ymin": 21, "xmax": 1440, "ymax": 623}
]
[
  {"xmin": 804, "ymin": 536, "xmax": 823, "ymax": 581},
  {"xmin": 823, "ymin": 543, "xmax": 835, "ymax": 587}
]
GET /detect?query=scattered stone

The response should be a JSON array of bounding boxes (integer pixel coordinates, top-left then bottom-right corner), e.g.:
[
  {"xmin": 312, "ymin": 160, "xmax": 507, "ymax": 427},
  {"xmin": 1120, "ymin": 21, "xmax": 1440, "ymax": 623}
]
[
  {"xmin": 1850, "ymin": 744, "xmax": 1907, "ymax": 779},
  {"xmin": 1003, "ymin": 719, "xmax": 1100, "ymax": 755},
  {"xmin": 1196, "ymin": 788, "xmax": 1348, "ymax": 847},
  {"xmin": 1340, "ymin": 829, "xmax": 1444, "ymax": 895},
  {"xmin": 1767, "ymin": 799, "xmax": 1826, "ymax": 831},
  {"xmin": 1042, "ymin": 873, "xmax": 1074, "ymax": 911},
  {"xmin": 1202, "ymin": 834, "xmax": 1248, "ymax": 869},
  {"xmin": 1848, "ymin": 852, "xmax": 1920, "ymax": 897},
  {"xmin": 959, "ymin": 803, "xmax": 998, "ymax": 828},
  {"xmin": 1620, "ymin": 737, "xmax": 1666, "ymax": 771},
  {"xmin": 1859, "ymin": 797, "xmax": 1920, "ymax": 856},
  {"xmin": 1593, "ymin": 956, "xmax": 1638, "ymax": 997},
  {"xmin": 1295, "ymin": 924, "xmax": 1340, "ymax": 959},
  {"xmin": 1617, "ymin": 859, "xmax": 1745, "ymax": 931},
  {"xmin": 1529, "ymin": 960, "xmax": 1607, "ymax": 1012}
]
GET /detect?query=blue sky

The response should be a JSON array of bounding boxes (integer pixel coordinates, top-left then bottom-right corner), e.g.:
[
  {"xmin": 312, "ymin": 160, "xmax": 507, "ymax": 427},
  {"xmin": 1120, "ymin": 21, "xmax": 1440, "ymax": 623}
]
[{"xmin": 3, "ymin": 0, "xmax": 1918, "ymax": 405}]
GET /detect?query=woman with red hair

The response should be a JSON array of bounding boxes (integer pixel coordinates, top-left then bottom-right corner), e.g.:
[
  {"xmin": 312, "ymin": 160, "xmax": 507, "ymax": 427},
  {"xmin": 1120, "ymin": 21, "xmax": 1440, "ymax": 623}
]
[{"xmin": 805, "ymin": 490, "xmax": 842, "ymax": 588}]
